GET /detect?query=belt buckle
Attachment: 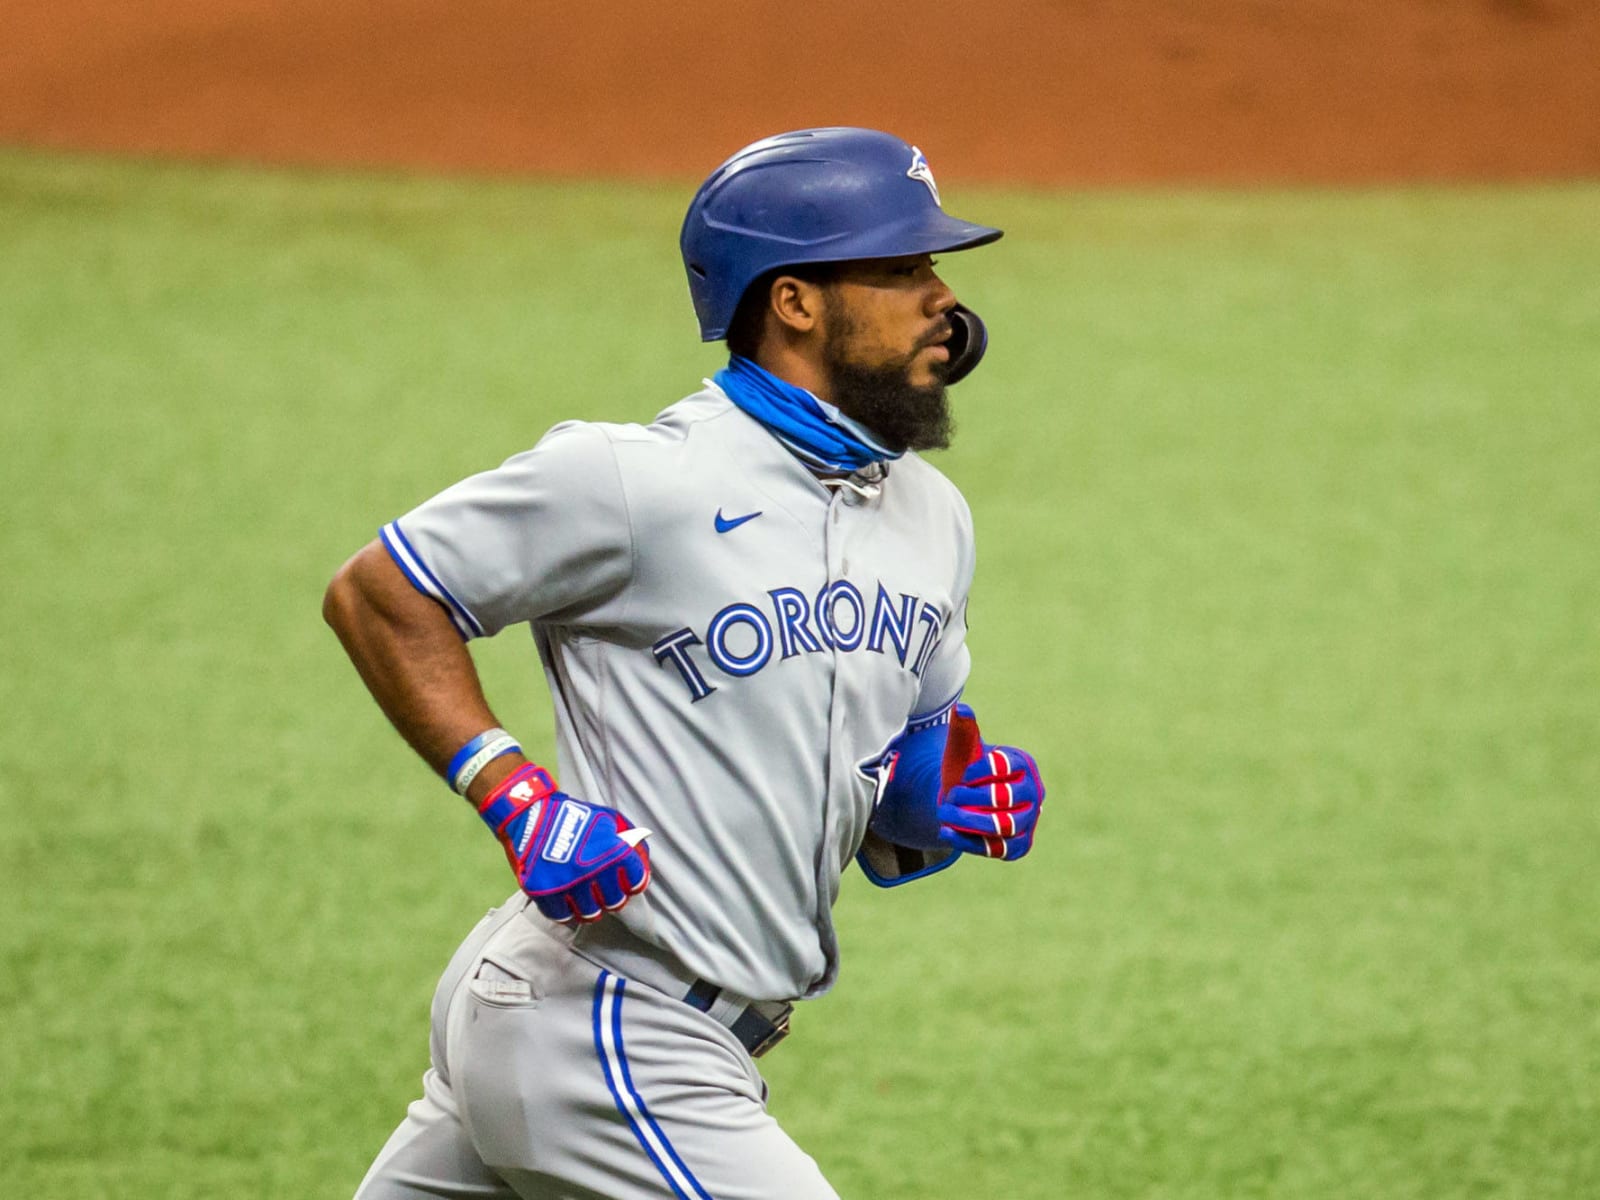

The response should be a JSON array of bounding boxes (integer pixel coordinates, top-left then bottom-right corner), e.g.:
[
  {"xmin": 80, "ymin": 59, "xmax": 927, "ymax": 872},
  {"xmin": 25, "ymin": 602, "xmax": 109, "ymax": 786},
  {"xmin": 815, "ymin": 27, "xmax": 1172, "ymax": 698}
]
[{"xmin": 748, "ymin": 1007, "xmax": 792, "ymax": 1058}]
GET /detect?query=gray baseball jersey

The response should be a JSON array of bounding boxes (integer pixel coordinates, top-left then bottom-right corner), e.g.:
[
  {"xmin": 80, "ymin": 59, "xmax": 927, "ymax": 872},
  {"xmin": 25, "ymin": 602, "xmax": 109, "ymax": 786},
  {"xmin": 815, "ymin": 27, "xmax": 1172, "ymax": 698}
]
[{"xmin": 381, "ymin": 382, "xmax": 974, "ymax": 1003}]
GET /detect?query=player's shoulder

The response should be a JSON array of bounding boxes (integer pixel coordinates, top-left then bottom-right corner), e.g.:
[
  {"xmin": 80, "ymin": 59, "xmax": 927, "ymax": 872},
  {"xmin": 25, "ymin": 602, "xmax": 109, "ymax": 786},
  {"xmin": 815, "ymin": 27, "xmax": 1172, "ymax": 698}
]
[
  {"xmin": 890, "ymin": 449, "xmax": 964, "ymax": 495},
  {"xmin": 570, "ymin": 386, "xmax": 767, "ymax": 486},
  {"xmin": 887, "ymin": 451, "xmax": 973, "ymax": 522},
  {"xmin": 542, "ymin": 385, "xmax": 742, "ymax": 453},
  {"xmin": 523, "ymin": 388, "xmax": 761, "ymax": 522}
]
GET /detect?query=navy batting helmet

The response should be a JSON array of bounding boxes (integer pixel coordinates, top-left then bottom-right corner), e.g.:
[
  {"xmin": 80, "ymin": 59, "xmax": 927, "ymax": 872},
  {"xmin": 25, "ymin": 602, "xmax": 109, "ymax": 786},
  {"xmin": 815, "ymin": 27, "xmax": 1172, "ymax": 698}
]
[{"xmin": 680, "ymin": 127, "xmax": 1003, "ymax": 343}]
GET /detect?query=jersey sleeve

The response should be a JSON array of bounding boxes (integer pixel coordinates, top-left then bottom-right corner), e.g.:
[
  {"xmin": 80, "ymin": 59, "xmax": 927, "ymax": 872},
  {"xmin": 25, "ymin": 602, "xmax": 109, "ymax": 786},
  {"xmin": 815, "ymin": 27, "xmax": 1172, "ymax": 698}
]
[
  {"xmin": 908, "ymin": 492, "xmax": 975, "ymax": 720},
  {"xmin": 379, "ymin": 421, "xmax": 633, "ymax": 639}
]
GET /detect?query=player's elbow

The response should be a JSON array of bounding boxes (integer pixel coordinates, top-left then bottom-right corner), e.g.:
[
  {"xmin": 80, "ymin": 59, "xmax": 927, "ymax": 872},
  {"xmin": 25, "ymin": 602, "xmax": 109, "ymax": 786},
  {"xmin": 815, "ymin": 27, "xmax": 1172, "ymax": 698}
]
[
  {"xmin": 322, "ymin": 548, "xmax": 376, "ymax": 638},
  {"xmin": 322, "ymin": 563, "xmax": 355, "ymax": 635},
  {"xmin": 324, "ymin": 539, "xmax": 443, "ymax": 646}
]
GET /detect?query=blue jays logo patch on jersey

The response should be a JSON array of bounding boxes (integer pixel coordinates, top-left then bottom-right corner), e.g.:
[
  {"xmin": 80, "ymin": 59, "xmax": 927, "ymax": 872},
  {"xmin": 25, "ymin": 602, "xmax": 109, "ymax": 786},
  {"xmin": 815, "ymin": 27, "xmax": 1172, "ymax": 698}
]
[
  {"xmin": 856, "ymin": 743, "xmax": 899, "ymax": 803},
  {"xmin": 907, "ymin": 147, "xmax": 941, "ymax": 206}
]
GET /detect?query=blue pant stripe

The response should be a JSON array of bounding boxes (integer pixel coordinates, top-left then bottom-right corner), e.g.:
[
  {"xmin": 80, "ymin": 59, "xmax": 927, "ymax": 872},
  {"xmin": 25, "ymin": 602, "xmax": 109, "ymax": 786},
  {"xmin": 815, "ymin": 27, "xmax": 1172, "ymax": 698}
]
[{"xmin": 593, "ymin": 972, "xmax": 715, "ymax": 1200}]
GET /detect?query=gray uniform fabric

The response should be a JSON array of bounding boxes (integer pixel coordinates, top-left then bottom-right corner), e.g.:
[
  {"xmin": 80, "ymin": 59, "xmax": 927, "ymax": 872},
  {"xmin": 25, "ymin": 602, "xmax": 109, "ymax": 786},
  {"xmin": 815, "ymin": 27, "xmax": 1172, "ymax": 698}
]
[
  {"xmin": 364, "ymin": 384, "xmax": 975, "ymax": 1196},
  {"xmin": 383, "ymin": 385, "xmax": 973, "ymax": 1003},
  {"xmin": 354, "ymin": 896, "xmax": 838, "ymax": 1200}
]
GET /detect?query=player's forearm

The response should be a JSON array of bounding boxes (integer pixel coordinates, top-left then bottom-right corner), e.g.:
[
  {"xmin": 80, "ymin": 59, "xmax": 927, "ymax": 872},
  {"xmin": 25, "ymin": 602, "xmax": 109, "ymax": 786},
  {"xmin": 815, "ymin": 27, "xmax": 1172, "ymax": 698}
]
[{"xmin": 323, "ymin": 540, "xmax": 522, "ymax": 794}]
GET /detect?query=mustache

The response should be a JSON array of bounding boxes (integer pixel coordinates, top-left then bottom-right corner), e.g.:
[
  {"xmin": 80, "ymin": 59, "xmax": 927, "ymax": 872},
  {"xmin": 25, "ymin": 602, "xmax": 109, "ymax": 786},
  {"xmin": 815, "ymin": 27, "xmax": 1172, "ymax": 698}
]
[{"xmin": 914, "ymin": 320, "xmax": 954, "ymax": 352}]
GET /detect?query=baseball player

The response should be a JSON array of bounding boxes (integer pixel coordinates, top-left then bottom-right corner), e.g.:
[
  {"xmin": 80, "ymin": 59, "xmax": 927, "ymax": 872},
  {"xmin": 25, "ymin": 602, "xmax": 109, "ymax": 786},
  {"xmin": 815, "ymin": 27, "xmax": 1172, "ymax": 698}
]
[{"xmin": 324, "ymin": 126, "xmax": 1048, "ymax": 1199}]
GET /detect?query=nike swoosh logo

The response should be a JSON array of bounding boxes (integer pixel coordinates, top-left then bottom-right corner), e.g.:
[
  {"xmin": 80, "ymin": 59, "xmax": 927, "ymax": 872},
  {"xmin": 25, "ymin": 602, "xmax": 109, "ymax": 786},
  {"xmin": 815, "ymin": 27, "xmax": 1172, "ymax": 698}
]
[{"xmin": 714, "ymin": 508, "xmax": 762, "ymax": 534}]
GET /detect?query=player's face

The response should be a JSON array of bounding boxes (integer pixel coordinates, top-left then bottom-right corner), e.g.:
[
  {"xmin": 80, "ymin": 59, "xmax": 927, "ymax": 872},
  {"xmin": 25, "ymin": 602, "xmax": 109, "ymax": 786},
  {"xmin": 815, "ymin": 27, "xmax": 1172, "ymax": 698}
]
[
  {"xmin": 822, "ymin": 254, "xmax": 958, "ymax": 389},
  {"xmin": 818, "ymin": 254, "xmax": 959, "ymax": 452}
]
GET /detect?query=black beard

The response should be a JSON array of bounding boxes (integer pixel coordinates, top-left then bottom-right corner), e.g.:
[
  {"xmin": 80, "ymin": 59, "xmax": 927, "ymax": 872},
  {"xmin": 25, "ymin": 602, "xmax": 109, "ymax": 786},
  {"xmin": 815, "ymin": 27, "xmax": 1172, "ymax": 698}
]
[{"xmin": 822, "ymin": 342, "xmax": 954, "ymax": 454}]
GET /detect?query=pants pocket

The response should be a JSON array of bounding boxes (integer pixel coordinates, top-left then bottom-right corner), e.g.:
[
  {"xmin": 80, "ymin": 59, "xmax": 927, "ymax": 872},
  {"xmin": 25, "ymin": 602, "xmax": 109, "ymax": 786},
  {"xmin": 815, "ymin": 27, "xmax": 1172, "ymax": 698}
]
[{"xmin": 467, "ymin": 957, "xmax": 542, "ymax": 1008}]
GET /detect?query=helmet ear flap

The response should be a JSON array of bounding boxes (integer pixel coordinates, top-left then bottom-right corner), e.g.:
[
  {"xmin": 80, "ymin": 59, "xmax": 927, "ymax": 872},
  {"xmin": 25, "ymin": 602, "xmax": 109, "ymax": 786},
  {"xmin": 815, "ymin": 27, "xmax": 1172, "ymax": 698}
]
[{"xmin": 944, "ymin": 304, "xmax": 989, "ymax": 385}]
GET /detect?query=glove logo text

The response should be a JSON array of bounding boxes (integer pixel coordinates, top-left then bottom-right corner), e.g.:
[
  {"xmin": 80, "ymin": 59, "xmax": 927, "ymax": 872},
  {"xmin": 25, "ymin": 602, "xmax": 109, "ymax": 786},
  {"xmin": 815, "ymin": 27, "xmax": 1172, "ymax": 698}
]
[
  {"xmin": 542, "ymin": 800, "xmax": 592, "ymax": 864},
  {"xmin": 514, "ymin": 800, "xmax": 545, "ymax": 857}
]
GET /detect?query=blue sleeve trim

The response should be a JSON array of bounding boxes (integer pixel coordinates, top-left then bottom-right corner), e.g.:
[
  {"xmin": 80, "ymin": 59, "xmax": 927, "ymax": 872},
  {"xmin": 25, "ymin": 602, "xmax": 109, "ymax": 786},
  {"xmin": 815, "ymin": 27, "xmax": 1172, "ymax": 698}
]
[
  {"xmin": 856, "ymin": 845, "xmax": 961, "ymax": 889},
  {"xmin": 379, "ymin": 521, "xmax": 484, "ymax": 640},
  {"xmin": 906, "ymin": 688, "xmax": 962, "ymax": 734}
]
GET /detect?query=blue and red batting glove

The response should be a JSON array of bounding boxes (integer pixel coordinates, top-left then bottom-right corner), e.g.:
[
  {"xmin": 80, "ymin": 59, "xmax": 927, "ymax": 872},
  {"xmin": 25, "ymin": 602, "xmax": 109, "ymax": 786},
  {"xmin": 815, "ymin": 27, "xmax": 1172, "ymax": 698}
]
[
  {"xmin": 868, "ymin": 703, "xmax": 1046, "ymax": 862},
  {"xmin": 475, "ymin": 763, "xmax": 651, "ymax": 923},
  {"xmin": 934, "ymin": 704, "xmax": 1046, "ymax": 860}
]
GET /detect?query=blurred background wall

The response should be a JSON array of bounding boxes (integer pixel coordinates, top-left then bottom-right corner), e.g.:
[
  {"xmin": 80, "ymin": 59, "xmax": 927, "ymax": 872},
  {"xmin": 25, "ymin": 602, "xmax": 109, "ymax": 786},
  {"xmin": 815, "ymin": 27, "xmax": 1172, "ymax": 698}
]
[{"xmin": 2, "ymin": 0, "xmax": 1596, "ymax": 184}]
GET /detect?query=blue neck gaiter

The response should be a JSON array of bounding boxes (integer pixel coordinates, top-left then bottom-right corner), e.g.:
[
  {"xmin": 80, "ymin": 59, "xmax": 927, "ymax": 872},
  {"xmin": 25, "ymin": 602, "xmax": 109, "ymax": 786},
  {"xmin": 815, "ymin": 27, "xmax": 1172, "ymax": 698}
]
[{"xmin": 713, "ymin": 355, "xmax": 901, "ymax": 474}]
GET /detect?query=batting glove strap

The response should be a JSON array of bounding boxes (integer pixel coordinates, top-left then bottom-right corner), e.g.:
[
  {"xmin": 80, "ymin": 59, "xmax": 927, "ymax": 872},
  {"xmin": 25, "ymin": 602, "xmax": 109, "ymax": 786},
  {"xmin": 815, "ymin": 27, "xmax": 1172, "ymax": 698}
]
[
  {"xmin": 475, "ymin": 763, "xmax": 558, "ymax": 835},
  {"xmin": 477, "ymin": 764, "xmax": 651, "ymax": 925}
]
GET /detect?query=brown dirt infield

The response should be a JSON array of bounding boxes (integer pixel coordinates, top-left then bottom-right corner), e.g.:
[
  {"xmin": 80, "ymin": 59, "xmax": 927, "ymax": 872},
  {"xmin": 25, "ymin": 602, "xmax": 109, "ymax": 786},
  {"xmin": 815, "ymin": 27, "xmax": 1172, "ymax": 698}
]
[{"xmin": 2, "ymin": 1, "xmax": 1597, "ymax": 186}]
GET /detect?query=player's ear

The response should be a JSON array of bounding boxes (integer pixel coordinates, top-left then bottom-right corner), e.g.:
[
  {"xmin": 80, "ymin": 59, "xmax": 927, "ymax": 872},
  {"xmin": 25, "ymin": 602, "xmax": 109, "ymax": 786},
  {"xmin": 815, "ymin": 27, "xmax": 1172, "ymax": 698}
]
[{"xmin": 769, "ymin": 274, "xmax": 824, "ymax": 336}]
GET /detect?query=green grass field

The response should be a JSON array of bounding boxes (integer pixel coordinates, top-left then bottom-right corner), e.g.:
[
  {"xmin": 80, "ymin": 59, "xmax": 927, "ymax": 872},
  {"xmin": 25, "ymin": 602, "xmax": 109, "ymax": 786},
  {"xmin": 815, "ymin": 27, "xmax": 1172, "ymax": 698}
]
[{"xmin": 1, "ymin": 148, "xmax": 1596, "ymax": 1199}]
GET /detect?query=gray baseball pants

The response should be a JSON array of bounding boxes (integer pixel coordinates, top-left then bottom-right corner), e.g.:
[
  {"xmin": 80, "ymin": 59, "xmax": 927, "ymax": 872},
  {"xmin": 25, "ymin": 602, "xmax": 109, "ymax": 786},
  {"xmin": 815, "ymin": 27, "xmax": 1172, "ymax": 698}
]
[{"xmin": 353, "ymin": 896, "xmax": 838, "ymax": 1199}]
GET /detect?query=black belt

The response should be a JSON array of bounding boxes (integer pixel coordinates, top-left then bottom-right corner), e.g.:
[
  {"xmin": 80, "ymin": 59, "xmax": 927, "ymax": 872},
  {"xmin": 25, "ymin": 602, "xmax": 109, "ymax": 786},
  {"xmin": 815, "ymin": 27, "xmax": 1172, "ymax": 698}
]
[
  {"xmin": 684, "ymin": 979, "xmax": 793, "ymax": 1058},
  {"xmin": 566, "ymin": 914, "xmax": 795, "ymax": 1058}
]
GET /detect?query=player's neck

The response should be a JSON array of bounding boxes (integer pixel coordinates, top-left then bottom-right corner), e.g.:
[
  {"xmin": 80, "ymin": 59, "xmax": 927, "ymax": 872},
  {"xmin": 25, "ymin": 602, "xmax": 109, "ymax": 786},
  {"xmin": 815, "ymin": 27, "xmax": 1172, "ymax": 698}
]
[{"xmin": 751, "ymin": 345, "xmax": 833, "ymax": 405}]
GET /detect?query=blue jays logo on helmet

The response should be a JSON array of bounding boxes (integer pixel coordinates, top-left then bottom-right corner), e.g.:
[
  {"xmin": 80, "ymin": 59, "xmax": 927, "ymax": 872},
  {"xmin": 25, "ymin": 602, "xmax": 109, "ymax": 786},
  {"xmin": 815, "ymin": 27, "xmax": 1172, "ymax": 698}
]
[
  {"xmin": 679, "ymin": 127, "xmax": 1002, "ymax": 342},
  {"xmin": 906, "ymin": 147, "xmax": 940, "ymax": 206}
]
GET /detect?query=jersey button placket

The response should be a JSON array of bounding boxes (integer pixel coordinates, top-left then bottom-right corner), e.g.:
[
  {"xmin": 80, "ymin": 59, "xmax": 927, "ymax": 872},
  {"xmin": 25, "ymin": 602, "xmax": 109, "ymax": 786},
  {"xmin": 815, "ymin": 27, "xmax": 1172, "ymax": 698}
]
[{"xmin": 820, "ymin": 488, "xmax": 855, "ymax": 883}]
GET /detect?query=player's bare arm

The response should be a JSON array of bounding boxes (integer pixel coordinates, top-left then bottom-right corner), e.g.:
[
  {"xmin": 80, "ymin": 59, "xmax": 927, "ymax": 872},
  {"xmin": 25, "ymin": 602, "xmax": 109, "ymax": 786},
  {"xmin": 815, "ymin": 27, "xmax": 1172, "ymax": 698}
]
[
  {"xmin": 325, "ymin": 538, "xmax": 652, "ymax": 925},
  {"xmin": 322, "ymin": 540, "xmax": 526, "ymax": 802}
]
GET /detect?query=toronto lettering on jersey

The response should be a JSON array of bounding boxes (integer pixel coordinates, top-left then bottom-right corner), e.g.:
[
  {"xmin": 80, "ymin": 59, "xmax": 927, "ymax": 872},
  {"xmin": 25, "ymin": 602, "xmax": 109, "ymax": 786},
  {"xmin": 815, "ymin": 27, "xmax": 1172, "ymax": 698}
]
[{"xmin": 652, "ymin": 580, "xmax": 946, "ymax": 701}]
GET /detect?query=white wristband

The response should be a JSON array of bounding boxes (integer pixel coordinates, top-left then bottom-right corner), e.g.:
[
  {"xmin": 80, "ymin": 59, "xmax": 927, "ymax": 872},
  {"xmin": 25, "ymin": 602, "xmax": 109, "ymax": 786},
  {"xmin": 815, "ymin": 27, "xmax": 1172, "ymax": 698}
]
[{"xmin": 450, "ymin": 732, "xmax": 522, "ymax": 796}]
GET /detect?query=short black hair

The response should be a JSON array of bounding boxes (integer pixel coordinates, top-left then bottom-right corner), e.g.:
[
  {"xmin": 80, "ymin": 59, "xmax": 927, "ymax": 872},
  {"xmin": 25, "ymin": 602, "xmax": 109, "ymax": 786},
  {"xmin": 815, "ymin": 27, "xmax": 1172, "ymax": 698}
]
[{"xmin": 724, "ymin": 262, "xmax": 840, "ymax": 360}]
